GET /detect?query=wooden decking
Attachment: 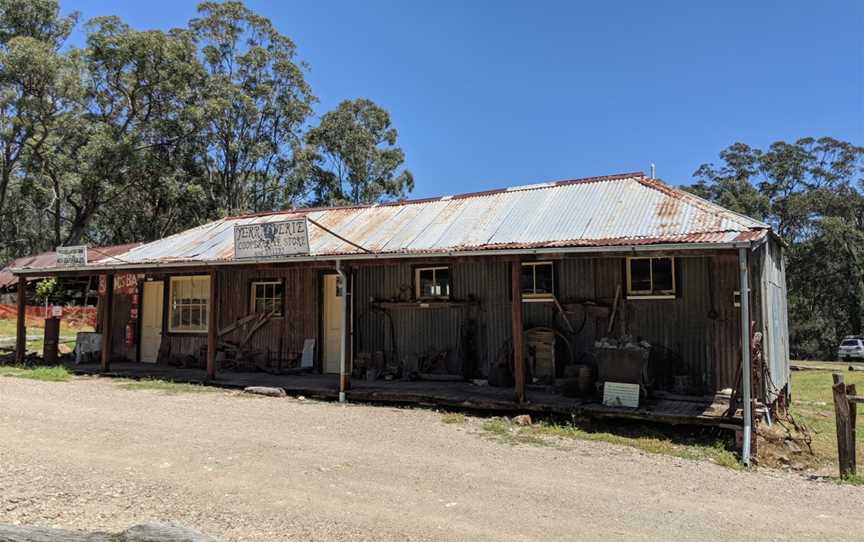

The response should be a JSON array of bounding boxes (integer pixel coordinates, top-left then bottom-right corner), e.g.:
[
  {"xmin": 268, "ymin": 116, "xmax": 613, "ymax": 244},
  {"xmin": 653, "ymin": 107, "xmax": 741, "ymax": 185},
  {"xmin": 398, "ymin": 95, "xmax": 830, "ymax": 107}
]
[{"xmin": 68, "ymin": 362, "xmax": 743, "ymax": 429}]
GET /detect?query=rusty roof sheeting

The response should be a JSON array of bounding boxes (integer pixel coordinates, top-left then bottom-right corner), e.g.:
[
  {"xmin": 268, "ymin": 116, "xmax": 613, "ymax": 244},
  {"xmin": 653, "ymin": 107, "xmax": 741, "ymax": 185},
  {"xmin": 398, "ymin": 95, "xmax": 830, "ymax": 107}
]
[
  {"xmin": 1, "ymin": 243, "xmax": 141, "ymax": 286},
  {"xmin": 21, "ymin": 173, "xmax": 770, "ymax": 271}
]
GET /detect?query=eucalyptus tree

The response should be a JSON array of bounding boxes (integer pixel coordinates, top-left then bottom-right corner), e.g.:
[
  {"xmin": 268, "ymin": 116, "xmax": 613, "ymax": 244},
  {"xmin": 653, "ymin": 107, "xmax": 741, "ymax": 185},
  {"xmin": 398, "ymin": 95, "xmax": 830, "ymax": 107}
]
[
  {"xmin": 303, "ymin": 98, "xmax": 414, "ymax": 206},
  {"xmin": 0, "ymin": 0, "xmax": 77, "ymax": 258},
  {"xmin": 686, "ymin": 137, "xmax": 864, "ymax": 359},
  {"xmin": 189, "ymin": 1, "xmax": 315, "ymax": 214}
]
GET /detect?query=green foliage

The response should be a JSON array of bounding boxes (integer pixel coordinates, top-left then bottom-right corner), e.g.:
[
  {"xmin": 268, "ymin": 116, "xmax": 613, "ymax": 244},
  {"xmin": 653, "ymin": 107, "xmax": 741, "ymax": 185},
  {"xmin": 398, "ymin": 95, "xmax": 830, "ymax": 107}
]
[
  {"xmin": 684, "ymin": 137, "xmax": 864, "ymax": 359},
  {"xmin": 303, "ymin": 98, "xmax": 414, "ymax": 205},
  {"xmin": 0, "ymin": 1, "xmax": 411, "ymax": 264},
  {"xmin": 0, "ymin": 365, "xmax": 70, "ymax": 381},
  {"xmin": 33, "ymin": 276, "xmax": 58, "ymax": 304}
]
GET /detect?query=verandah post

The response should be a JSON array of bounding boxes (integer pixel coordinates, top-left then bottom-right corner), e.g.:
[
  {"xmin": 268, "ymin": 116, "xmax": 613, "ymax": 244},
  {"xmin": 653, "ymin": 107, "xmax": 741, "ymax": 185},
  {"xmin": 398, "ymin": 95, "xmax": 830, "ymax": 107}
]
[
  {"xmin": 15, "ymin": 275, "xmax": 26, "ymax": 364},
  {"xmin": 207, "ymin": 269, "xmax": 218, "ymax": 380},
  {"xmin": 832, "ymin": 372, "xmax": 856, "ymax": 478},
  {"xmin": 100, "ymin": 274, "xmax": 114, "ymax": 371},
  {"xmin": 511, "ymin": 259, "xmax": 525, "ymax": 404}
]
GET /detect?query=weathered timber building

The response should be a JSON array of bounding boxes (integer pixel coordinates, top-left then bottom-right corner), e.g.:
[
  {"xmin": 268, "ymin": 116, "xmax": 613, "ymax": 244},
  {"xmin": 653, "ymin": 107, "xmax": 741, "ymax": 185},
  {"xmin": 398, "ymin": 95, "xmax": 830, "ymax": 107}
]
[{"xmin": 10, "ymin": 173, "xmax": 789, "ymax": 462}]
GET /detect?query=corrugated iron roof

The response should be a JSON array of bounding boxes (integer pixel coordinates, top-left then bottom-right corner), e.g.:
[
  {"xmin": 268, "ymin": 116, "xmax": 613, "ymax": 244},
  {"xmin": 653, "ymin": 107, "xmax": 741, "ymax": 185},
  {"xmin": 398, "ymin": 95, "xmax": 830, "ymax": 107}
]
[
  {"xmin": 15, "ymin": 173, "xmax": 772, "ymax": 273},
  {"xmin": 1, "ymin": 243, "xmax": 141, "ymax": 286}
]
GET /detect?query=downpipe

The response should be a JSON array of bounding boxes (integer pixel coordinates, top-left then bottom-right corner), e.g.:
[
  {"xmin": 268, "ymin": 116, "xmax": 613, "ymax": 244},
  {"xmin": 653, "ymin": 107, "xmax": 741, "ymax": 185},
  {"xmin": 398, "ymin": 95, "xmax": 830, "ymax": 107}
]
[
  {"xmin": 336, "ymin": 259, "xmax": 348, "ymax": 403},
  {"xmin": 738, "ymin": 247, "xmax": 752, "ymax": 466}
]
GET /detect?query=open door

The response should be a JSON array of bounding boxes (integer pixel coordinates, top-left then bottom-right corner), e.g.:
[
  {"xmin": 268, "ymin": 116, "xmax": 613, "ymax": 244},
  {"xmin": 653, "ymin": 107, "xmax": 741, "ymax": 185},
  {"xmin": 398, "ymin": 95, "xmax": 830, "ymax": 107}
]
[
  {"xmin": 140, "ymin": 281, "xmax": 164, "ymax": 363},
  {"xmin": 322, "ymin": 274, "xmax": 343, "ymax": 374}
]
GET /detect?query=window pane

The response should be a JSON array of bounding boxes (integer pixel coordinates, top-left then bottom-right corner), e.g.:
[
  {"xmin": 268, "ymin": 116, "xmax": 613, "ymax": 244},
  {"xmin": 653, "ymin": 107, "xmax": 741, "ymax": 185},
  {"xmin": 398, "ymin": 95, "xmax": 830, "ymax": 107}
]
[
  {"xmin": 535, "ymin": 264, "xmax": 553, "ymax": 295},
  {"xmin": 520, "ymin": 265, "xmax": 535, "ymax": 294},
  {"xmin": 419, "ymin": 269, "xmax": 435, "ymax": 297},
  {"xmin": 436, "ymin": 268, "xmax": 450, "ymax": 297},
  {"xmin": 652, "ymin": 258, "xmax": 674, "ymax": 292},
  {"xmin": 629, "ymin": 259, "xmax": 652, "ymax": 292}
]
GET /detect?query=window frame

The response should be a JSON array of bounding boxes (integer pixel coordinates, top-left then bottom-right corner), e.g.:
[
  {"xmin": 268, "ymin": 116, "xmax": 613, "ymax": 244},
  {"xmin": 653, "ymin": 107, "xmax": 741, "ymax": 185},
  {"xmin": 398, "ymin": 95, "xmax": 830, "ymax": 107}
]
[
  {"xmin": 625, "ymin": 256, "xmax": 677, "ymax": 300},
  {"xmin": 414, "ymin": 266, "xmax": 452, "ymax": 300},
  {"xmin": 167, "ymin": 275, "xmax": 211, "ymax": 334},
  {"xmin": 249, "ymin": 279, "xmax": 285, "ymax": 317},
  {"xmin": 520, "ymin": 261, "xmax": 555, "ymax": 301}
]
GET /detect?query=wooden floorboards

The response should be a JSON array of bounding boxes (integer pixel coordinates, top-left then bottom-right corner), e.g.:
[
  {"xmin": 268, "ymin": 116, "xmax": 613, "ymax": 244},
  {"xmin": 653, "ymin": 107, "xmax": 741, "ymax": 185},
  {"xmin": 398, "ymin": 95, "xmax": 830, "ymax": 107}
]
[{"xmin": 68, "ymin": 362, "xmax": 742, "ymax": 429}]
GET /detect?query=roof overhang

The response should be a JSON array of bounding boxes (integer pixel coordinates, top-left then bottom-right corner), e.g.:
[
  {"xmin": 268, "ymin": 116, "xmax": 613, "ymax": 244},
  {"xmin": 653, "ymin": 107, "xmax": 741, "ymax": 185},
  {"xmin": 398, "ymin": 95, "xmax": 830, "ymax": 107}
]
[{"xmin": 10, "ymin": 239, "xmax": 758, "ymax": 277}]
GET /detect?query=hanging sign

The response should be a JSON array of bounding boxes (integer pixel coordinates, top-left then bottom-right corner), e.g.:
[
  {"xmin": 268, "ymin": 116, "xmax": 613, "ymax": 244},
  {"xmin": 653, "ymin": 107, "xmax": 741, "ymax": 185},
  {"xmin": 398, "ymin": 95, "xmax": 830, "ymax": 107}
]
[
  {"xmin": 56, "ymin": 245, "xmax": 87, "ymax": 267},
  {"xmin": 234, "ymin": 218, "xmax": 310, "ymax": 259}
]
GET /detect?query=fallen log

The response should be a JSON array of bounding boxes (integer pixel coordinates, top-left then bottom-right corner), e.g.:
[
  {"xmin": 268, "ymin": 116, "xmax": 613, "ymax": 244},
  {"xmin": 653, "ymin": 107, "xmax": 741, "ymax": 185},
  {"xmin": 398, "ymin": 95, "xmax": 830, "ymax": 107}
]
[{"xmin": 0, "ymin": 521, "xmax": 219, "ymax": 542}]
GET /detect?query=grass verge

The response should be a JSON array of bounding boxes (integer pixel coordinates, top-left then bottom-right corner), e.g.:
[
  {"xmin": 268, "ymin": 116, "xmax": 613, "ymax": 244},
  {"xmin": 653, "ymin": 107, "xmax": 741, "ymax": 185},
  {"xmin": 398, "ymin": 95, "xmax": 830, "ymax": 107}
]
[
  {"xmin": 0, "ymin": 365, "xmax": 70, "ymax": 382},
  {"xmin": 481, "ymin": 416, "xmax": 740, "ymax": 468},
  {"xmin": 116, "ymin": 378, "xmax": 216, "ymax": 395}
]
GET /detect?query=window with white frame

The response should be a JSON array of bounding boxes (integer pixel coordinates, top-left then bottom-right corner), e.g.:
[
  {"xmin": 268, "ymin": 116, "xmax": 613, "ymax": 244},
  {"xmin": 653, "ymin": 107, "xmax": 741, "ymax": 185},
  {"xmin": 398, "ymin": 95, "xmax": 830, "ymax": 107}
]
[
  {"xmin": 250, "ymin": 280, "xmax": 284, "ymax": 316},
  {"xmin": 521, "ymin": 261, "xmax": 554, "ymax": 299},
  {"xmin": 415, "ymin": 266, "xmax": 451, "ymax": 299},
  {"xmin": 626, "ymin": 257, "xmax": 676, "ymax": 298},
  {"xmin": 169, "ymin": 276, "xmax": 210, "ymax": 332}
]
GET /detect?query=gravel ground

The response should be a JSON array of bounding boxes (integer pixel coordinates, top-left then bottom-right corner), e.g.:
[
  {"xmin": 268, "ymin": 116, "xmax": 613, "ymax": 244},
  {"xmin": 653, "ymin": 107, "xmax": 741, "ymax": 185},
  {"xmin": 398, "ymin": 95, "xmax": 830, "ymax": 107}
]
[{"xmin": 0, "ymin": 376, "xmax": 862, "ymax": 541}]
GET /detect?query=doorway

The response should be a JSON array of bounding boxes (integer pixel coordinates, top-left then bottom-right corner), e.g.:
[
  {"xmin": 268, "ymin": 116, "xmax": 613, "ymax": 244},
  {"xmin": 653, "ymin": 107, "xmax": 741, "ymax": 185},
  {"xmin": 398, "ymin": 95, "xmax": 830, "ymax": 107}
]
[
  {"xmin": 140, "ymin": 281, "xmax": 164, "ymax": 363},
  {"xmin": 322, "ymin": 274, "xmax": 343, "ymax": 374}
]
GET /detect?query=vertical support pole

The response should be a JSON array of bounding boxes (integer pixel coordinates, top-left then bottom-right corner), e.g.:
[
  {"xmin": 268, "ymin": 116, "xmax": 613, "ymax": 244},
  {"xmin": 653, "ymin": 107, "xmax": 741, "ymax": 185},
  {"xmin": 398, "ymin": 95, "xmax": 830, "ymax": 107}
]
[
  {"xmin": 511, "ymin": 259, "xmax": 525, "ymax": 404},
  {"xmin": 337, "ymin": 260, "xmax": 349, "ymax": 402},
  {"xmin": 100, "ymin": 274, "xmax": 114, "ymax": 372},
  {"xmin": 15, "ymin": 276, "xmax": 26, "ymax": 364},
  {"xmin": 738, "ymin": 247, "xmax": 752, "ymax": 466},
  {"xmin": 848, "ymin": 383, "xmax": 857, "ymax": 476},
  {"xmin": 207, "ymin": 269, "xmax": 218, "ymax": 380}
]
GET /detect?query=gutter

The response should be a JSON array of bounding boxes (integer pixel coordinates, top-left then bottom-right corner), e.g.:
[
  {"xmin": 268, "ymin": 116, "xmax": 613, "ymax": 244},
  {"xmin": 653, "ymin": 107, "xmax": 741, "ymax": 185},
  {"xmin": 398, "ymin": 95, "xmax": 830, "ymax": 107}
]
[
  {"xmin": 738, "ymin": 246, "xmax": 753, "ymax": 466},
  {"xmin": 10, "ymin": 240, "xmax": 758, "ymax": 276}
]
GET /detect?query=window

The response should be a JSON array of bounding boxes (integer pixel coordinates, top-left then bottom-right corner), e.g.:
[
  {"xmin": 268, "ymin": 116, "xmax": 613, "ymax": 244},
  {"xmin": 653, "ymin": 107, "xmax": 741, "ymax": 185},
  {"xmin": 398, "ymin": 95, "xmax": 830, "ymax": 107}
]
[
  {"xmin": 169, "ymin": 276, "xmax": 210, "ymax": 333},
  {"xmin": 521, "ymin": 262, "xmax": 554, "ymax": 299},
  {"xmin": 626, "ymin": 257, "xmax": 676, "ymax": 298},
  {"xmin": 415, "ymin": 266, "xmax": 450, "ymax": 299},
  {"xmin": 251, "ymin": 280, "xmax": 284, "ymax": 316}
]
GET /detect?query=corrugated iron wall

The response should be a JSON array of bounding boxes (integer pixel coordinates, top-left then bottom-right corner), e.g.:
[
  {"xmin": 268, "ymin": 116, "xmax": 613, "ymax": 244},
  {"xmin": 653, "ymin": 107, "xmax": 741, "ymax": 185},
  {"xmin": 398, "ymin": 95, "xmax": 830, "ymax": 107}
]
[
  {"xmin": 352, "ymin": 254, "xmax": 742, "ymax": 390},
  {"xmin": 353, "ymin": 260, "xmax": 511, "ymax": 375}
]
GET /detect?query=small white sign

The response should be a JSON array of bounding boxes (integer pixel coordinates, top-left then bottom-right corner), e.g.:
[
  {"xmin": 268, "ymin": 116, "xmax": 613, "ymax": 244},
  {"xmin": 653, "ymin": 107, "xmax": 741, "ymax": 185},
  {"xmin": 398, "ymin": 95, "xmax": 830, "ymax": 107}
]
[
  {"xmin": 56, "ymin": 245, "xmax": 87, "ymax": 267},
  {"xmin": 51, "ymin": 305, "xmax": 63, "ymax": 317},
  {"xmin": 234, "ymin": 218, "xmax": 310, "ymax": 259},
  {"xmin": 602, "ymin": 382, "xmax": 641, "ymax": 408}
]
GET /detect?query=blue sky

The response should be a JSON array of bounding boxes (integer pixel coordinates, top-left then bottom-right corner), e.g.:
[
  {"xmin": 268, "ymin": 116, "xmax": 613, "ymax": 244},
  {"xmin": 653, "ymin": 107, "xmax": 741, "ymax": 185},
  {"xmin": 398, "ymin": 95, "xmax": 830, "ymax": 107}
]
[{"xmin": 66, "ymin": 0, "xmax": 862, "ymax": 198}]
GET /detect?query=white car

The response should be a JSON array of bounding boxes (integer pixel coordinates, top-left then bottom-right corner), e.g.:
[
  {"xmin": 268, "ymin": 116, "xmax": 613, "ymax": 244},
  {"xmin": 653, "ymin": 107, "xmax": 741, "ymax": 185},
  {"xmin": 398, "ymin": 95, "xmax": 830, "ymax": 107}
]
[{"xmin": 837, "ymin": 337, "xmax": 864, "ymax": 361}]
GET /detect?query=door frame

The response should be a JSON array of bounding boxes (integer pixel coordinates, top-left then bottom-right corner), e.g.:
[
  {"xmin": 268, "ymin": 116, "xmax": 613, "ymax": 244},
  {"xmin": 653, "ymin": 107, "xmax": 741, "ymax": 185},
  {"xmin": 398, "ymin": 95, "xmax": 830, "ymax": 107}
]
[{"xmin": 138, "ymin": 279, "xmax": 165, "ymax": 363}]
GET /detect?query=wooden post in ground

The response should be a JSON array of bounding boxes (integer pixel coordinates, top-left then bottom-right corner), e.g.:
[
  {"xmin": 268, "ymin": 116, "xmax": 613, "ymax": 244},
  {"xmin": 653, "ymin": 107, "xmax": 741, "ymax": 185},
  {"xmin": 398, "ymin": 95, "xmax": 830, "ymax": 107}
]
[
  {"xmin": 100, "ymin": 274, "xmax": 114, "ymax": 371},
  {"xmin": 832, "ymin": 372, "xmax": 856, "ymax": 477},
  {"xmin": 511, "ymin": 259, "xmax": 525, "ymax": 404},
  {"xmin": 848, "ymin": 383, "xmax": 857, "ymax": 471},
  {"xmin": 15, "ymin": 276, "xmax": 26, "ymax": 364},
  {"xmin": 207, "ymin": 270, "xmax": 218, "ymax": 380}
]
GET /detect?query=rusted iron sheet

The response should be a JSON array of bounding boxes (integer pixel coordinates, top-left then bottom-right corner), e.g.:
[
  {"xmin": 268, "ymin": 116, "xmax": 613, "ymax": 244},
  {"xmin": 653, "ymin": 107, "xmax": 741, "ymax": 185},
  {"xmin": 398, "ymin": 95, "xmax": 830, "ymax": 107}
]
[
  {"xmin": 0, "ymin": 243, "xmax": 140, "ymax": 287},
  {"xmin": 94, "ymin": 173, "xmax": 770, "ymax": 266}
]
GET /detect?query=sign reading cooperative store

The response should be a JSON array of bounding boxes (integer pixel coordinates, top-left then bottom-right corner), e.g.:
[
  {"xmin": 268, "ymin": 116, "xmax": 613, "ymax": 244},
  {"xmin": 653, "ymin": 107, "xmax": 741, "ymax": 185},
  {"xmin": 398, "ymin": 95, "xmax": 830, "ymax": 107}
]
[{"xmin": 234, "ymin": 218, "xmax": 310, "ymax": 259}]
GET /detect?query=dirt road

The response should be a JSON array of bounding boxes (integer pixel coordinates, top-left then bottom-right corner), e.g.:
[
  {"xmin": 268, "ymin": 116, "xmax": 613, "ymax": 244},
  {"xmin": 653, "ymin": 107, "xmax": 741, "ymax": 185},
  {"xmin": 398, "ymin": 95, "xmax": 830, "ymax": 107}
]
[{"xmin": 0, "ymin": 376, "xmax": 861, "ymax": 541}]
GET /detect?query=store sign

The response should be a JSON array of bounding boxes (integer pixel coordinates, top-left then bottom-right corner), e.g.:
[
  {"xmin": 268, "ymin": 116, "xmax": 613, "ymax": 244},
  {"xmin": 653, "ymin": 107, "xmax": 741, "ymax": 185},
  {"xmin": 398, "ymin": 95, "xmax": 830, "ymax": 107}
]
[
  {"xmin": 234, "ymin": 218, "xmax": 310, "ymax": 259},
  {"xmin": 56, "ymin": 245, "xmax": 87, "ymax": 267}
]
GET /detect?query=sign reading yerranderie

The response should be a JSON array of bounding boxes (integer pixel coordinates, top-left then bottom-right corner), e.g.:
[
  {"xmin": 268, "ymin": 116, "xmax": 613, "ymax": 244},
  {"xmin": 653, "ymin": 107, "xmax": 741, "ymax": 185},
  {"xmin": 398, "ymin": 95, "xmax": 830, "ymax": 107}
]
[
  {"xmin": 56, "ymin": 245, "xmax": 87, "ymax": 267},
  {"xmin": 234, "ymin": 218, "xmax": 310, "ymax": 259}
]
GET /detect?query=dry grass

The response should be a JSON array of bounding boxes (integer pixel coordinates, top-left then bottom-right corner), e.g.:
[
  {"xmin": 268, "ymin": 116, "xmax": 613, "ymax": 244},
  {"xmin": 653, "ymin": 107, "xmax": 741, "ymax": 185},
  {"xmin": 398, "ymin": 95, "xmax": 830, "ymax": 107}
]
[{"xmin": 115, "ymin": 378, "xmax": 216, "ymax": 395}]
